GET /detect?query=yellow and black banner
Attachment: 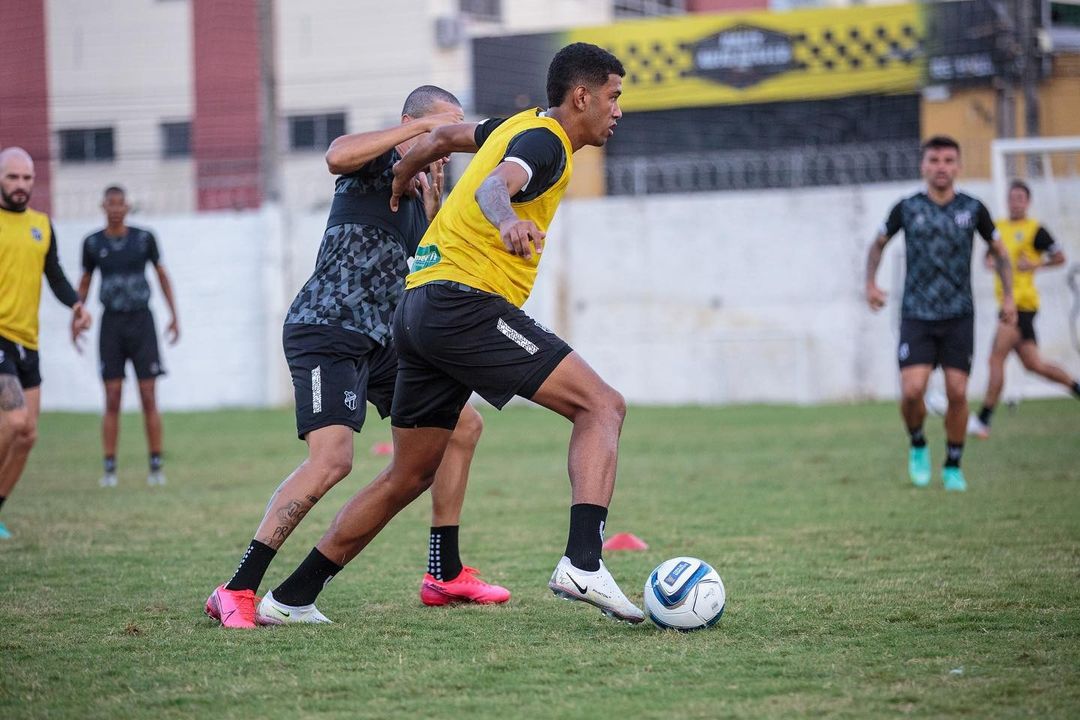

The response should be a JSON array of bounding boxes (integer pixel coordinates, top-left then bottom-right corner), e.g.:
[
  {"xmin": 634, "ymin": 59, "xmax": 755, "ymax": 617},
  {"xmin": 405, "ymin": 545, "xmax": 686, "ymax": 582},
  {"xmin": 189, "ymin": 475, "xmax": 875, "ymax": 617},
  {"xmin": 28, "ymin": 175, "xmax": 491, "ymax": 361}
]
[
  {"xmin": 472, "ymin": 2, "xmax": 948, "ymax": 114},
  {"xmin": 569, "ymin": 4, "xmax": 922, "ymax": 111}
]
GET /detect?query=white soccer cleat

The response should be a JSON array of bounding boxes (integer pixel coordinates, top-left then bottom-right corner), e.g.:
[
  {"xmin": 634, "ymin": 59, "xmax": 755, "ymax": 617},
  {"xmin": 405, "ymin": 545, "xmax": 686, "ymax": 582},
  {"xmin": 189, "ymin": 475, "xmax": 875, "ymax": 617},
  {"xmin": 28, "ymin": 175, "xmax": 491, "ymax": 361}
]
[
  {"xmin": 99, "ymin": 473, "xmax": 118, "ymax": 488},
  {"xmin": 966, "ymin": 414, "xmax": 990, "ymax": 439},
  {"xmin": 548, "ymin": 556, "xmax": 645, "ymax": 624},
  {"xmin": 147, "ymin": 470, "xmax": 167, "ymax": 486},
  {"xmin": 256, "ymin": 590, "xmax": 332, "ymax": 626}
]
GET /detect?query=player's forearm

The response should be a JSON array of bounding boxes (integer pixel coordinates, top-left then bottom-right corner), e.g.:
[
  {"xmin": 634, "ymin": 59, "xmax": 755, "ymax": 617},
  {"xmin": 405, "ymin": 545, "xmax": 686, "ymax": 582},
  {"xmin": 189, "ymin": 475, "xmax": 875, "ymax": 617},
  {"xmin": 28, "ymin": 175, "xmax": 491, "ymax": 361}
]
[
  {"xmin": 76, "ymin": 273, "xmax": 91, "ymax": 304},
  {"xmin": 325, "ymin": 120, "xmax": 430, "ymax": 175},
  {"xmin": 865, "ymin": 236, "xmax": 886, "ymax": 288},
  {"xmin": 157, "ymin": 269, "xmax": 179, "ymax": 319},
  {"xmin": 44, "ymin": 253, "xmax": 79, "ymax": 307},
  {"xmin": 993, "ymin": 249, "xmax": 1014, "ymax": 297},
  {"xmin": 476, "ymin": 176, "xmax": 519, "ymax": 230},
  {"xmin": 1043, "ymin": 251, "xmax": 1066, "ymax": 269},
  {"xmin": 395, "ymin": 124, "xmax": 477, "ymax": 181}
]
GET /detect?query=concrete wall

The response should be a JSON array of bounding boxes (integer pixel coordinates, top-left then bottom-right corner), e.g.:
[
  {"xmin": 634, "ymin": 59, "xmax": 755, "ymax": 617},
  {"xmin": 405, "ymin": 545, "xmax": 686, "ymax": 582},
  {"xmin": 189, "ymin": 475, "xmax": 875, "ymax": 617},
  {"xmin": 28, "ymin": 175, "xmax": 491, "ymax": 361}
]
[{"xmin": 37, "ymin": 180, "xmax": 1080, "ymax": 412}]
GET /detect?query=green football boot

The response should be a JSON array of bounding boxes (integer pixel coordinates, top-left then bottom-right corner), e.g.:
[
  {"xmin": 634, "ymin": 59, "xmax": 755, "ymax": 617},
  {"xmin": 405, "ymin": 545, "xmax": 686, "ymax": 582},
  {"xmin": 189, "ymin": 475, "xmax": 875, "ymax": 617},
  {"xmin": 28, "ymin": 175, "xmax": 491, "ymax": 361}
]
[
  {"xmin": 908, "ymin": 446, "xmax": 931, "ymax": 487},
  {"xmin": 943, "ymin": 466, "xmax": 967, "ymax": 492}
]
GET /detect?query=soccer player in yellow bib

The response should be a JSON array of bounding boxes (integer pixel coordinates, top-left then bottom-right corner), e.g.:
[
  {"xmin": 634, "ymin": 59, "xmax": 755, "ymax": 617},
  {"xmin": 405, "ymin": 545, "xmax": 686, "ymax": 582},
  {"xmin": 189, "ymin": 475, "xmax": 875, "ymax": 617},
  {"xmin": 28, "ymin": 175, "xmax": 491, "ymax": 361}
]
[
  {"xmin": 969, "ymin": 180, "xmax": 1080, "ymax": 438},
  {"xmin": 0, "ymin": 147, "xmax": 92, "ymax": 539},
  {"xmin": 257, "ymin": 43, "xmax": 645, "ymax": 625}
]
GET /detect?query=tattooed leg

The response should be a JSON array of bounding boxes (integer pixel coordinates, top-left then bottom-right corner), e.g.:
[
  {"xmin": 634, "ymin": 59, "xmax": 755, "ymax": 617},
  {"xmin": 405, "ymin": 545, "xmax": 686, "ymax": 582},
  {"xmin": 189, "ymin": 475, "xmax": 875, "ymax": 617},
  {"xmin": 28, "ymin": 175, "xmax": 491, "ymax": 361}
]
[{"xmin": 252, "ymin": 424, "xmax": 354, "ymax": 550}]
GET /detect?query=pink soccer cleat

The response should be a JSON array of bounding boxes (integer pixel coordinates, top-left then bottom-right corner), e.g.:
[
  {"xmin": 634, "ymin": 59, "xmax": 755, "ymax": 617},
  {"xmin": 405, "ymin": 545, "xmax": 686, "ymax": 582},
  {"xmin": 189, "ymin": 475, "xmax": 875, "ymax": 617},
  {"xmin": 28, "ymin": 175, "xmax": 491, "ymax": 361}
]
[
  {"xmin": 205, "ymin": 584, "xmax": 260, "ymax": 629},
  {"xmin": 420, "ymin": 566, "xmax": 511, "ymax": 606}
]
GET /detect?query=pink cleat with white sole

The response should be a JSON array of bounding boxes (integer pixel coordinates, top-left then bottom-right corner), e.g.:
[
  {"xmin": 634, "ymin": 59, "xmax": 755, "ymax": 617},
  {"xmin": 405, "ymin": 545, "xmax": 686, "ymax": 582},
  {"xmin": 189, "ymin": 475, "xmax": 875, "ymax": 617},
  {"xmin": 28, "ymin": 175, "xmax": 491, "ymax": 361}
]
[
  {"xmin": 205, "ymin": 584, "xmax": 260, "ymax": 629},
  {"xmin": 420, "ymin": 566, "xmax": 511, "ymax": 606}
]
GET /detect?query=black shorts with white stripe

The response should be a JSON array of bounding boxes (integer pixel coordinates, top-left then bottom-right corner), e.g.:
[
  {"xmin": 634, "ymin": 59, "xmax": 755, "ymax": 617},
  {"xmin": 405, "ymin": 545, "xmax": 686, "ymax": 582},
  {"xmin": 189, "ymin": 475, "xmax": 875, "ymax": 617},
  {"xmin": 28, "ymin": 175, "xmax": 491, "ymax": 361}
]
[
  {"xmin": 282, "ymin": 323, "xmax": 397, "ymax": 440},
  {"xmin": 390, "ymin": 281, "xmax": 572, "ymax": 430}
]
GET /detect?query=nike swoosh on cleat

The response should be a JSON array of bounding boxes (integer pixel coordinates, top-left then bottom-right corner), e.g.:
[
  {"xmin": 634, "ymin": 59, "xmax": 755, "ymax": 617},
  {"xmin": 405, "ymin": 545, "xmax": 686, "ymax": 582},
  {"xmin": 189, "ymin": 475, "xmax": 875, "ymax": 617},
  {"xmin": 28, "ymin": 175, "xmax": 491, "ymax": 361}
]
[
  {"xmin": 276, "ymin": 608, "xmax": 290, "ymax": 617},
  {"xmin": 566, "ymin": 573, "xmax": 588, "ymax": 594},
  {"xmin": 222, "ymin": 609, "xmax": 234, "ymax": 623}
]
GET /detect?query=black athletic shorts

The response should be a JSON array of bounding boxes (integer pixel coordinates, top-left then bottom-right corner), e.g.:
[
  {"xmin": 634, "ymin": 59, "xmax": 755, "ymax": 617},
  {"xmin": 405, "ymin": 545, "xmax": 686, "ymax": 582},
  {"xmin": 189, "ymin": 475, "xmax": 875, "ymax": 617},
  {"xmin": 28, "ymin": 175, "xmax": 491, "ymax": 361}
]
[
  {"xmin": 1017, "ymin": 311, "xmax": 1037, "ymax": 344},
  {"xmin": 0, "ymin": 335, "xmax": 41, "ymax": 389},
  {"xmin": 391, "ymin": 282, "xmax": 573, "ymax": 430},
  {"xmin": 283, "ymin": 323, "xmax": 397, "ymax": 439},
  {"xmin": 898, "ymin": 315, "xmax": 974, "ymax": 374},
  {"xmin": 100, "ymin": 309, "xmax": 165, "ymax": 380}
]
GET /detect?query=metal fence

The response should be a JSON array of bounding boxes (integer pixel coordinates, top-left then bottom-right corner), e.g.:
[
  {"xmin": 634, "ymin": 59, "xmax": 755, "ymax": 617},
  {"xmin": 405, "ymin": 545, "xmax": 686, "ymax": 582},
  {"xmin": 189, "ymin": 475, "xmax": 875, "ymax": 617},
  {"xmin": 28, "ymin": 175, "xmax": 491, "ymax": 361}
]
[{"xmin": 606, "ymin": 141, "xmax": 923, "ymax": 195}]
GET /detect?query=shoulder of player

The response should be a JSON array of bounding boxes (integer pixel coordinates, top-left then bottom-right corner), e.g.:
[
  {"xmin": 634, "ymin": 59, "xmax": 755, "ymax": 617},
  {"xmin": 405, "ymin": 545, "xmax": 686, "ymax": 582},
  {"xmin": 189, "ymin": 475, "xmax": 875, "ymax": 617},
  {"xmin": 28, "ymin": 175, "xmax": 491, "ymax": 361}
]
[
  {"xmin": 127, "ymin": 225, "xmax": 156, "ymax": 240},
  {"xmin": 24, "ymin": 207, "xmax": 49, "ymax": 222},
  {"xmin": 953, "ymin": 190, "xmax": 980, "ymax": 203}
]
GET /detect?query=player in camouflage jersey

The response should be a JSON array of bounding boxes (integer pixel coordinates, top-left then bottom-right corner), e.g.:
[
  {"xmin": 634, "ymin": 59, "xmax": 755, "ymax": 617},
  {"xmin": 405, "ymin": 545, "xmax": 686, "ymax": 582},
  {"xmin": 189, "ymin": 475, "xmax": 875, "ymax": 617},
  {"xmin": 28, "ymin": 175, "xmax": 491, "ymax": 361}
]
[
  {"xmin": 866, "ymin": 136, "xmax": 1016, "ymax": 492},
  {"xmin": 206, "ymin": 86, "xmax": 508, "ymax": 629},
  {"xmin": 78, "ymin": 186, "xmax": 180, "ymax": 488}
]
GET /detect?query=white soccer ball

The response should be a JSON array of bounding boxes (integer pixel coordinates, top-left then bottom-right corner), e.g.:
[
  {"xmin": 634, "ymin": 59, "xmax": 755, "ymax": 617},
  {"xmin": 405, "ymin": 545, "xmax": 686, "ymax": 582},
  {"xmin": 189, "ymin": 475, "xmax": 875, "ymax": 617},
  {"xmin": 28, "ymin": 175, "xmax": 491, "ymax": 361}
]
[{"xmin": 644, "ymin": 556, "xmax": 726, "ymax": 631}]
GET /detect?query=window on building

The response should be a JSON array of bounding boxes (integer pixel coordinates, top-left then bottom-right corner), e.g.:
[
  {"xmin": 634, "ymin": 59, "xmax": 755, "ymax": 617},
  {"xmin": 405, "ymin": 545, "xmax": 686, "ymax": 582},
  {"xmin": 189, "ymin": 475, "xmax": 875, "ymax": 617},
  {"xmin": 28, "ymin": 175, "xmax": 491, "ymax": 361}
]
[
  {"xmin": 161, "ymin": 121, "xmax": 191, "ymax": 158},
  {"xmin": 288, "ymin": 112, "xmax": 346, "ymax": 151},
  {"xmin": 58, "ymin": 128, "xmax": 115, "ymax": 163},
  {"xmin": 460, "ymin": 0, "xmax": 501, "ymax": 22},
  {"xmin": 614, "ymin": 0, "xmax": 684, "ymax": 17}
]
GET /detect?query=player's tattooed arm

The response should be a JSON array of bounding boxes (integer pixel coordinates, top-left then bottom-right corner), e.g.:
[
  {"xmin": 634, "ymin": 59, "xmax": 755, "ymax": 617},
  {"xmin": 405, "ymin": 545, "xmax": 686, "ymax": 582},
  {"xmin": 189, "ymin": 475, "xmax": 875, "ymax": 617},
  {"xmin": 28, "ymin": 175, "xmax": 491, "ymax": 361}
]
[
  {"xmin": 864, "ymin": 233, "xmax": 890, "ymax": 311},
  {"xmin": 476, "ymin": 162, "xmax": 546, "ymax": 261},
  {"xmin": 0, "ymin": 376, "xmax": 26, "ymax": 411}
]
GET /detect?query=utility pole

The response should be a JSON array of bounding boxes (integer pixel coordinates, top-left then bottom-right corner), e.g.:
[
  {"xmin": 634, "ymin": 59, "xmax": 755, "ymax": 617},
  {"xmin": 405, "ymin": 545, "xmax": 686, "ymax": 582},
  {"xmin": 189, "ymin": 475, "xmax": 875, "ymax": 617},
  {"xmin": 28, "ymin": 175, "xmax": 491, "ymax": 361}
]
[{"xmin": 258, "ymin": 0, "xmax": 281, "ymax": 204}]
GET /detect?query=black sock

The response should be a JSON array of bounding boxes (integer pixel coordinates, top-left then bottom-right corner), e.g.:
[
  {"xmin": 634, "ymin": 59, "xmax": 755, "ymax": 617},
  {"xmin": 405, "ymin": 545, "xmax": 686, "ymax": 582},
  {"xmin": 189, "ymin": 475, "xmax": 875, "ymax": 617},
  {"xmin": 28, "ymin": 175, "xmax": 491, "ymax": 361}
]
[
  {"xmin": 978, "ymin": 405, "xmax": 995, "ymax": 426},
  {"xmin": 272, "ymin": 547, "xmax": 342, "ymax": 607},
  {"xmin": 945, "ymin": 442, "xmax": 964, "ymax": 468},
  {"xmin": 428, "ymin": 526, "xmax": 462, "ymax": 581},
  {"xmin": 909, "ymin": 426, "xmax": 927, "ymax": 448},
  {"xmin": 1071, "ymin": 381, "xmax": 1080, "ymax": 399},
  {"xmin": 225, "ymin": 539, "xmax": 277, "ymax": 592},
  {"xmin": 0, "ymin": 495, "xmax": 6, "ymax": 513},
  {"xmin": 149, "ymin": 452, "xmax": 162, "ymax": 472},
  {"xmin": 565, "ymin": 503, "xmax": 608, "ymax": 572},
  {"xmin": 104, "ymin": 456, "xmax": 116, "ymax": 474}
]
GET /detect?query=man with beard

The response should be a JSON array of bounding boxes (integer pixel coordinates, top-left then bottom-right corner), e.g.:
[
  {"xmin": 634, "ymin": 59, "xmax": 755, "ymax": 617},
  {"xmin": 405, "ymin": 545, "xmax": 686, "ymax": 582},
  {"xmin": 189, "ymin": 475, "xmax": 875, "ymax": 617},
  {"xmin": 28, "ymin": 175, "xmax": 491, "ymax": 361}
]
[
  {"xmin": 866, "ymin": 136, "xmax": 1016, "ymax": 492},
  {"xmin": 0, "ymin": 147, "xmax": 92, "ymax": 538}
]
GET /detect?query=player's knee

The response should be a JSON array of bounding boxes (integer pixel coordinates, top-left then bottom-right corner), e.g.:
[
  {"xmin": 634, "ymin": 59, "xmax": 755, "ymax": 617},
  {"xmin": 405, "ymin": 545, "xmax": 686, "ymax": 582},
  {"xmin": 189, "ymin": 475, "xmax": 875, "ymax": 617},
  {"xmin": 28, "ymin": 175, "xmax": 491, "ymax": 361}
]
[
  {"xmin": 1, "ymin": 410, "xmax": 31, "ymax": 442},
  {"xmin": 944, "ymin": 384, "xmax": 967, "ymax": 404},
  {"xmin": 900, "ymin": 384, "xmax": 924, "ymax": 404},
  {"xmin": 14, "ymin": 421, "xmax": 37, "ymax": 450},
  {"xmin": 452, "ymin": 407, "xmax": 484, "ymax": 449},
  {"xmin": 1020, "ymin": 356, "xmax": 1040, "ymax": 373},
  {"xmin": 592, "ymin": 385, "xmax": 627, "ymax": 428},
  {"xmin": 311, "ymin": 448, "xmax": 353, "ymax": 484}
]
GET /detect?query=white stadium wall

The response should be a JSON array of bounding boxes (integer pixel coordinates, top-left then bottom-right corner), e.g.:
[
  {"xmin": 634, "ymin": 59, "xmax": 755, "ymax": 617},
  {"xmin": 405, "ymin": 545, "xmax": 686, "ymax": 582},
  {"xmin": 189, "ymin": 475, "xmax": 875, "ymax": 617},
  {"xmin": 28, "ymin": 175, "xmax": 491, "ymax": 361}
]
[{"xmin": 38, "ymin": 180, "xmax": 1080, "ymax": 411}]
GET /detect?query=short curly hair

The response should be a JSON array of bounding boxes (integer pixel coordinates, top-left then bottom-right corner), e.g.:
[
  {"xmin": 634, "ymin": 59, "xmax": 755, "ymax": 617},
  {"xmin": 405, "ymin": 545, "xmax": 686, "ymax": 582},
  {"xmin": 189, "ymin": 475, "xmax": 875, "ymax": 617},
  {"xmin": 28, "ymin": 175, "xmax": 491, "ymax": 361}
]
[{"xmin": 546, "ymin": 43, "xmax": 625, "ymax": 107}]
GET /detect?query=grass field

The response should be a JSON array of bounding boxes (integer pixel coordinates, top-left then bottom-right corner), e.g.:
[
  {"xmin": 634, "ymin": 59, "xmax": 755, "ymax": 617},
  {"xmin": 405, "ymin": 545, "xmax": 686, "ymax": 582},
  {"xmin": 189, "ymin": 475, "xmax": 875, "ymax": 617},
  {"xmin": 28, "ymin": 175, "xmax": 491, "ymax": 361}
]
[{"xmin": 1, "ymin": 400, "xmax": 1078, "ymax": 719}]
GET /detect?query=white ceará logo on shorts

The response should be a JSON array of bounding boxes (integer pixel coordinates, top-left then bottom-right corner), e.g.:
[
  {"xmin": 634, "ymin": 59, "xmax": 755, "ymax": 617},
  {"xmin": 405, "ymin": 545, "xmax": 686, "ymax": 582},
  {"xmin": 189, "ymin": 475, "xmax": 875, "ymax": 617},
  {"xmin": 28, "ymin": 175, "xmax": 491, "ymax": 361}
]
[
  {"xmin": 898, "ymin": 342, "xmax": 910, "ymax": 361},
  {"xmin": 343, "ymin": 390, "xmax": 357, "ymax": 411}
]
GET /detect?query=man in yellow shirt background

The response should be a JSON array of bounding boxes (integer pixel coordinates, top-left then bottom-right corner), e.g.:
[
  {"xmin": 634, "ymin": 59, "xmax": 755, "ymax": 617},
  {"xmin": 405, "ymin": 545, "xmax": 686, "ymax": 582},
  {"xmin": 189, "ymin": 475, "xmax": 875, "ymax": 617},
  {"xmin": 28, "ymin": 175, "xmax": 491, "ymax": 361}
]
[
  {"xmin": 969, "ymin": 180, "xmax": 1080, "ymax": 438},
  {"xmin": 0, "ymin": 147, "xmax": 92, "ymax": 539}
]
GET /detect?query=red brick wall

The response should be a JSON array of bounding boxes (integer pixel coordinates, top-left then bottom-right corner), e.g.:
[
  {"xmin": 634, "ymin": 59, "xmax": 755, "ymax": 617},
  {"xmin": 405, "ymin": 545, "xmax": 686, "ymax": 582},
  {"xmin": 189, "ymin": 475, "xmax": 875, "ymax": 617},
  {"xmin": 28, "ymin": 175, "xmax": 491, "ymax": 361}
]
[
  {"xmin": 0, "ymin": 0, "xmax": 52, "ymax": 215},
  {"xmin": 192, "ymin": 0, "xmax": 262, "ymax": 211}
]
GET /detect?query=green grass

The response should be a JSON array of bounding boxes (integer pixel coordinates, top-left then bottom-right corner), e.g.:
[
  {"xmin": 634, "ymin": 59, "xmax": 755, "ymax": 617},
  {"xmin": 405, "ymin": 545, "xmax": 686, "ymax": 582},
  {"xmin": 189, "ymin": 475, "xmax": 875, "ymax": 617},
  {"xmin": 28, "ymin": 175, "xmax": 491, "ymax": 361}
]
[{"xmin": 2, "ymin": 400, "xmax": 1079, "ymax": 719}]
